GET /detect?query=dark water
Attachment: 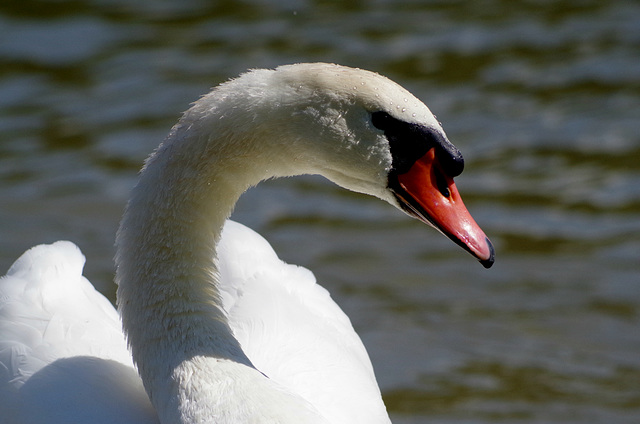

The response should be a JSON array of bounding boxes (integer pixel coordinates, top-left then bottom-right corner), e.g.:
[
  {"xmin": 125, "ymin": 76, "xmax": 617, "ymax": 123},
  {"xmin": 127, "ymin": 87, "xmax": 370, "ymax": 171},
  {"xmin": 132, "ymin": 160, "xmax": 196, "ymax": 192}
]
[{"xmin": 1, "ymin": 1, "xmax": 639, "ymax": 423}]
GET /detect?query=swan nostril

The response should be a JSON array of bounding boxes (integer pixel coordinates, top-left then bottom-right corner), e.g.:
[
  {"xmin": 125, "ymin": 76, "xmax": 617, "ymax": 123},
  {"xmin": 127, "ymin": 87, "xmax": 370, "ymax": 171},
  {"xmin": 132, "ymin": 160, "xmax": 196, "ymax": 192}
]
[{"xmin": 434, "ymin": 168, "xmax": 450, "ymax": 198}]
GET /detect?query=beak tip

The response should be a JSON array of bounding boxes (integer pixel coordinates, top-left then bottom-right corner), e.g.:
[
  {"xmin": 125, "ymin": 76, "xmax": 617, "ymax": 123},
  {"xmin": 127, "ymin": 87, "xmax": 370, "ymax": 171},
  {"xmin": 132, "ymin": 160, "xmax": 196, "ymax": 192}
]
[{"xmin": 478, "ymin": 237, "xmax": 495, "ymax": 269}]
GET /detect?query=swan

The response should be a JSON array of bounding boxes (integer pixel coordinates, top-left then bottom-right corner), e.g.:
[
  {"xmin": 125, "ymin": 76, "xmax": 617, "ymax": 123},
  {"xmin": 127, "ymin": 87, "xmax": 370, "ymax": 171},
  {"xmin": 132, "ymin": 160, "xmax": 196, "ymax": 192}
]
[{"xmin": 0, "ymin": 63, "xmax": 494, "ymax": 424}]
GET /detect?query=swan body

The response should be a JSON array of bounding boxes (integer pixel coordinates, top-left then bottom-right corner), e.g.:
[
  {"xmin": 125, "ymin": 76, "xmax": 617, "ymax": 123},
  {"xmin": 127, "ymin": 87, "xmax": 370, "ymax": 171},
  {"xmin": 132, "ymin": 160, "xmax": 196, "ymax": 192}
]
[
  {"xmin": 0, "ymin": 241, "xmax": 157, "ymax": 424},
  {"xmin": 0, "ymin": 63, "xmax": 493, "ymax": 423}
]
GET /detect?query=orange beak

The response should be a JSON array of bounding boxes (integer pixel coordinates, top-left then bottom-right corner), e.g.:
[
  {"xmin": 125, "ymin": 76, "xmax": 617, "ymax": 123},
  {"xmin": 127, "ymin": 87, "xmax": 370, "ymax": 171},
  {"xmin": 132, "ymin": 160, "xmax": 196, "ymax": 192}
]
[{"xmin": 391, "ymin": 148, "xmax": 494, "ymax": 268}]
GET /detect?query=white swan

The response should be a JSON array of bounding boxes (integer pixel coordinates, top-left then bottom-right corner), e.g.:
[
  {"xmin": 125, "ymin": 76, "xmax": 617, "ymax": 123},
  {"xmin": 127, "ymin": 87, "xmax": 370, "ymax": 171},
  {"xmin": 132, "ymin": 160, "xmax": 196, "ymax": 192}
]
[{"xmin": 0, "ymin": 63, "xmax": 493, "ymax": 424}]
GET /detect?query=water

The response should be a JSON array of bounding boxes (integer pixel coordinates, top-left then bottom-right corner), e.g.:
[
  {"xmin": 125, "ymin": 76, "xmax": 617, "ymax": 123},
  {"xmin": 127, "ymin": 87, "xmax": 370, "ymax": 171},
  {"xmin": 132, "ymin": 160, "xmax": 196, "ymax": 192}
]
[{"xmin": 1, "ymin": 1, "xmax": 639, "ymax": 422}]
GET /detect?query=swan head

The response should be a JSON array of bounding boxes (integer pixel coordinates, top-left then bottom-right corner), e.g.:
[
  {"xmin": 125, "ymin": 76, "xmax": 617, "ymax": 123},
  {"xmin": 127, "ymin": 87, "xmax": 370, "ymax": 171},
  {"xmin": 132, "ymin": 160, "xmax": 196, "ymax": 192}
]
[
  {"xmin": 268, "ymin": 63, "xmax": 495, "ymax": 267},
  {"xmin": 176, "ymin": 63, "xmax": 494, "ymax": 267}
]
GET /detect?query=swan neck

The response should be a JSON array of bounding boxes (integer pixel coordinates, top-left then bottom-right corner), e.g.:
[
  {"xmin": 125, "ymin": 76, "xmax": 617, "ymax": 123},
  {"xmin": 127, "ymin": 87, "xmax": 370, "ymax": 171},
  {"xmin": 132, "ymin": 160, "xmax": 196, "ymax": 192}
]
[
  {"xmin": 115, "ymin": 109, "xmax": 270, "ymax": 411},
  {"xmin": 113, "ymin": 66, "xmax": 395, "ymax": 421}
]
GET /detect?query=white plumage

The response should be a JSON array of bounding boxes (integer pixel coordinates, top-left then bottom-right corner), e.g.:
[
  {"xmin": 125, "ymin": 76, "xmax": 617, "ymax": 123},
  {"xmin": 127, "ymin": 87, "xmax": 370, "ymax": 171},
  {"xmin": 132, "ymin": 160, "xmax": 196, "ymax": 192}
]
[
  {"xmin": 0, "ymin": 63, "xmax": 492, "ymax": 423},
  {"xmin": 0, "ymin": 241, "xmax": 157, "ymax": 424}
]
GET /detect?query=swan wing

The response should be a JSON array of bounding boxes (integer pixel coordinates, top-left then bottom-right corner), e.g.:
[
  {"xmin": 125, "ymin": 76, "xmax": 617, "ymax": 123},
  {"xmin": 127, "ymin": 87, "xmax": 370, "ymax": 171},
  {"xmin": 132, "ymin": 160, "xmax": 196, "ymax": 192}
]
[
  {"xmin": 217, "ymin": 220, "xmax": 391, "ymax": 424},
  {"xmin": 0, "ymin": 241, "xmax": 158, "ymax": 424}
]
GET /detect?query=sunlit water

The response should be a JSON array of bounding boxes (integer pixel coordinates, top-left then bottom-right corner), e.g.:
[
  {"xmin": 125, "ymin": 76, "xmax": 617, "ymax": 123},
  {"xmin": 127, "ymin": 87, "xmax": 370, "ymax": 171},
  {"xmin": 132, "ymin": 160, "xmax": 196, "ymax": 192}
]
[{"xmin": 1, "ymin": 1, "xmax": 639, "ymax": 423}]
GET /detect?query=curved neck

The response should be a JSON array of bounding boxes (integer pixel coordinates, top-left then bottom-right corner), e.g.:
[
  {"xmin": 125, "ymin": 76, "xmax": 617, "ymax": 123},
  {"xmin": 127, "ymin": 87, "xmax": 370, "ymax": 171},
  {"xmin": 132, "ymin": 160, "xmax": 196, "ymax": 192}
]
[
  {"xmin": 113, "ymin": 65, "xmax": 398, "ymax": 422},
  {"xmin": 114, "ymin": 104, "xmax": 276, "ymax": 415},
  {"xmin": 113, "ymin": 79, "xmax": 342, "ymax": 422}
]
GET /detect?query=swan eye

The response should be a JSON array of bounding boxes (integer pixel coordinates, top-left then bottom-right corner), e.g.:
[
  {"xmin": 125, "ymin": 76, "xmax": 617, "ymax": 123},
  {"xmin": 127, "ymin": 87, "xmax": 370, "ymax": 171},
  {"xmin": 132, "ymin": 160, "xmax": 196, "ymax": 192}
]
[
  {"xmin": 371, "ymin": 111, "xmax": 464, "ymax": 178},
  {"xmin": 371, "ymin": 111, "xmax": 392, "ymax": 131}
]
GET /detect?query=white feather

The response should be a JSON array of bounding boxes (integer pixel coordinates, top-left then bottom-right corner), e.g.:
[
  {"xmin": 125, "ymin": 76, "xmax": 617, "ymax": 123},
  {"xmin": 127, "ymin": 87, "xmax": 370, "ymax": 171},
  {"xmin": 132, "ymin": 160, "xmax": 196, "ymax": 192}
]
[{"xmin": 0, "ymin": 63, "xmax": 456, "ymax": 423}]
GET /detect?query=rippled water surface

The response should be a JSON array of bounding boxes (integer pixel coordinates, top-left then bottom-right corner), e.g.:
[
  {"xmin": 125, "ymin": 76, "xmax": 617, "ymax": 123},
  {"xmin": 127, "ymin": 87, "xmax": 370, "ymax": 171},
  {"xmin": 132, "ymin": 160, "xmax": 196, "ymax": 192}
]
[{"xmin": 1, "ymin": 1, "xmax": 639, "ymax": 423}]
